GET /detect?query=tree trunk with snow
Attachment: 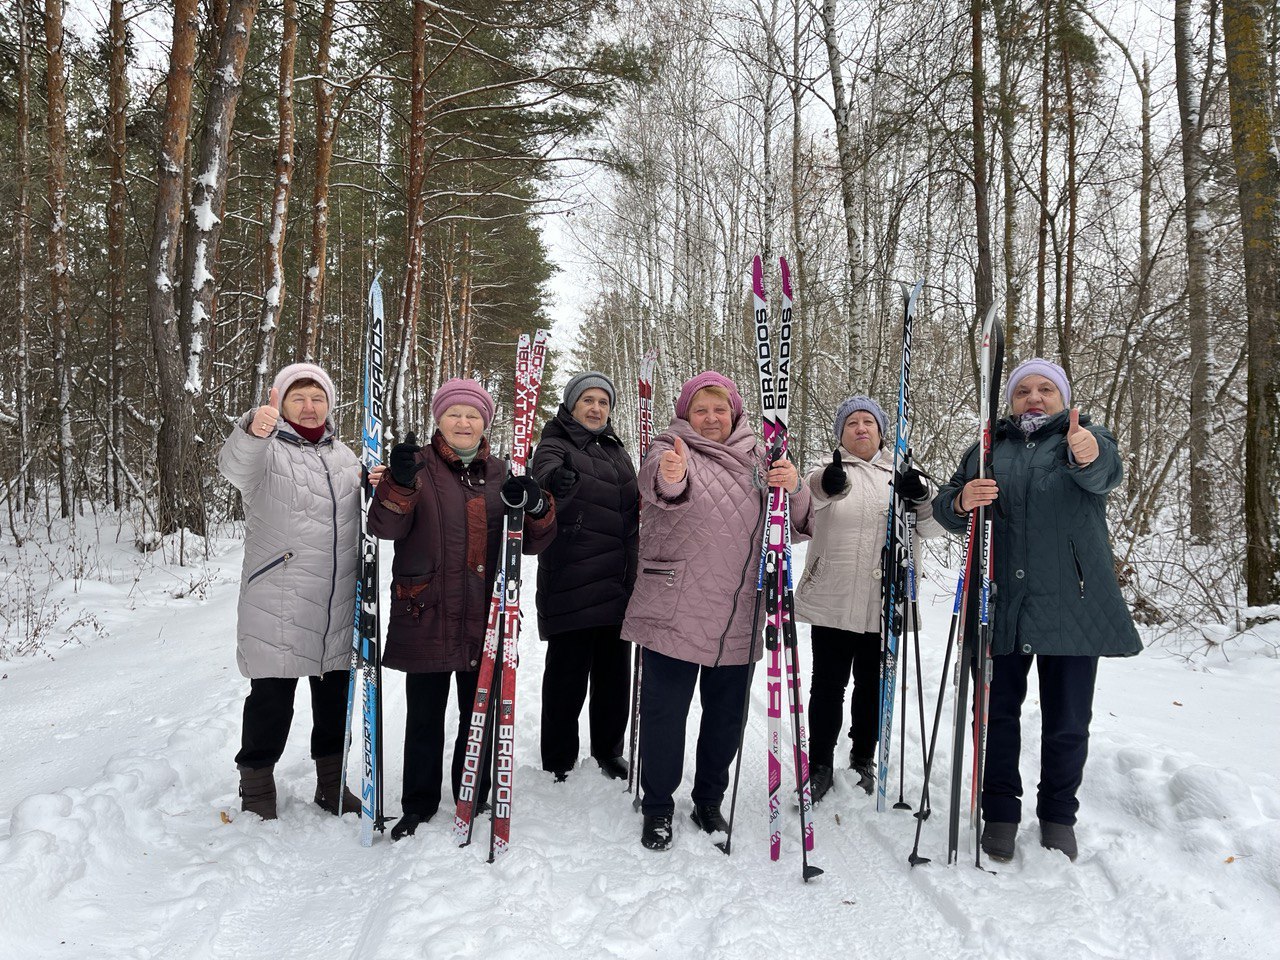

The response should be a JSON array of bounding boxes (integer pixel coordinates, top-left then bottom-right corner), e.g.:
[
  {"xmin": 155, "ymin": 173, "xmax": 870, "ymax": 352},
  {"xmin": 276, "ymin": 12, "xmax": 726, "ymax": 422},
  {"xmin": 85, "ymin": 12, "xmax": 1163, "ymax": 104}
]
[
  {"xmin": 107, "ymin": 0, "xmax": 128, "ymax": 511},
  {"xmin": 44, "ymin": 0, "xmax": 73, "ymax": 517},
  {"xmin": 1222, "ymin": 0, "xmax": 1280, "ymax": 608},
  {"xmin": 252, "ymin": 0, "xmax": 298, "ymax": 404},
  {"xmin": 145, "ymin": 0, "xmax": 204, "ymax": 535},
  {"xmin": 13, "ymin": 0, "xmax": 33, "ymax": 511},
  {"xmin": 298, "ymin": 0, "xmax": 336, "ymax": 363},
  {"xmin": 970, "ymin": 0, "xmax": 994, "ymax": 322}
]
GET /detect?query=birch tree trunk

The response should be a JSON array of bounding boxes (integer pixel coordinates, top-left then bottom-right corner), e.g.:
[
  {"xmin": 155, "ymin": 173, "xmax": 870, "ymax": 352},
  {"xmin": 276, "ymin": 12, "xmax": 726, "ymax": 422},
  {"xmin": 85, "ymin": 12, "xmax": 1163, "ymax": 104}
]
[
  {"xmin": 44, "ymin": 0, "xmax": 73, "ymax": 517},
  {"xmin": 298, "ymin": 0, "xmax": 336, "ymax": 362}
]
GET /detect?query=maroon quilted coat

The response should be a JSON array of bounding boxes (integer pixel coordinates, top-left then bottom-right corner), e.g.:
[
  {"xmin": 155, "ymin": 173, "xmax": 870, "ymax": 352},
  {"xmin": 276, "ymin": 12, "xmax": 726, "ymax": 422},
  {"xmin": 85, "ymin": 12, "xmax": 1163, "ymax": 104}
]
[
  {"xmin": 368, "ymin": 432, "xmax": 556, "ymax": 673},
  {"xmin": 621, "ymin": 416, "xmax": 813, "ymax": 668}
]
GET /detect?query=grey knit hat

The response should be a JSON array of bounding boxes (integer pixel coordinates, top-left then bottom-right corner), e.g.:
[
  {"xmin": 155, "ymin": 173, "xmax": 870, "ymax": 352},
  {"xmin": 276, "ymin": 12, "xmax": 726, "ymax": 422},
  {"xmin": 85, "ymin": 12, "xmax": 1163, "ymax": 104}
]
[
  {"xmin": 563, "ymin": 371, "xmax": 616, "ymax": 411},
  {"xmin": 834, "ymin": 395, "xmax": 888, "ymax": 442}
]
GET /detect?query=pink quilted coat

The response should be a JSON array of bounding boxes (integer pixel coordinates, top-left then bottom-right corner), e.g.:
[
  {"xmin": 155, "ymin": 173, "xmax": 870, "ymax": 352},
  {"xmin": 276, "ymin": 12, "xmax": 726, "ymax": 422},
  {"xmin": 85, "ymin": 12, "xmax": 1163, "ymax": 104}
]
[{"xmin": 621, "ymin": 415, "xmax": 813, "ymax": 667}]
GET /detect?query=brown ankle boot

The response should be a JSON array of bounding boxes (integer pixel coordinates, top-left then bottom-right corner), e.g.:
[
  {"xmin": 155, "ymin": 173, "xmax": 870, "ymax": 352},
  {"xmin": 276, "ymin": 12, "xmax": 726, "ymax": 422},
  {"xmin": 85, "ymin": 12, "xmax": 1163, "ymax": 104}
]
[
  {"xmin": 239, "ymin": 764, "xmax": 278, "ymax": 820},
  {"xmin": 313, "ymin": 754, "xmax": 362, "ymax": 816}
]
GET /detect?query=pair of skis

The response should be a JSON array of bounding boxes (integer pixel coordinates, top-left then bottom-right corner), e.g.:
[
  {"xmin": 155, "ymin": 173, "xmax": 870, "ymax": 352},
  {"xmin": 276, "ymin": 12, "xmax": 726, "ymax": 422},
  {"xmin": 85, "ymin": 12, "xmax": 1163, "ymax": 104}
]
[
  {"xmin": 627, "ymin": 347, "xmax": 659, "ymax": 807},
  {"xmin": 907, "ymin": 303, "xmax": 1004, "ymax": 869},
  {"xmin": 341, "ymin": 274, "xmax": 387, "ymax": 845},
  {"xmin": 453, "ymin": 330, "xmax": 549, "ymax": 861},
  {"xmin": 723, "ymin": 255, "xmax": 821, "ymax": 882}
]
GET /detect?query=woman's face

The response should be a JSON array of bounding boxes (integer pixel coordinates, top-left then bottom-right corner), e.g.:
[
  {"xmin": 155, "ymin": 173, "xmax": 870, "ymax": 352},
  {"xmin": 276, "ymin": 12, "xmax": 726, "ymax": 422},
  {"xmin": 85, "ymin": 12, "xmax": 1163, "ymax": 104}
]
[
  {"xmin": 841, "ymin": 412, "xmax": 881, "ymax": 461},
  {"xmin": 439, "ymin": 404, "xmax": 486, "ymax": 448},
  {"xmin": 571, "ymin": 388, "xmax": 611, "ymax": 430},
  {"xmin": 1010, "ymin": 375, "xmax": 1065, "ymax": 416},
  {"xmin": 687, "ymin": 389, "xmax": 733, "ymax": 442},
  {"xmin": 282, "ymin": 384, "xmax": 329, "ymax": 428}
]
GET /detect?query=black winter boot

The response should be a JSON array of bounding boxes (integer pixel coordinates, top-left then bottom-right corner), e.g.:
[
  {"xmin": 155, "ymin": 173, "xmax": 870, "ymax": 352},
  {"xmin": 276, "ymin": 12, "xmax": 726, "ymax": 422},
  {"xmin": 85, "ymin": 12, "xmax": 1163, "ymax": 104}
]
[
  {"xmin": 851, "ymin": 755, "xmax": 875, "ymax": 795},
  {"xmin": 690, "ymin": 804, "xmax": 729, "ymax": 835},
  {"xmin": 391, "ymin": 813, "xmax": 427, "ymax": 841},
  {"xmin": 981, "ymin": 821, "xmax": 1018, "ymax": 862},
  {"xmin": 641, "ymin": 814, "xmax": 674, "ymax": 851},
  {"xmin": 1039, "ymin": 821, "xmax": 1078, "ymax": 861},
  {"xmin": 313, "ymin": 754, "xmax": 362, "ymax": 816},
  {"xmin": 810, "ymin": 764, "xmax": 834, "ymax": 804},
  {"xmin": 597, "ymin": 756, "xmax": 628, "ymax": 781},
  {"xmin": 238, "ymin": 764, "xmax": 278, "ymax": 821}
]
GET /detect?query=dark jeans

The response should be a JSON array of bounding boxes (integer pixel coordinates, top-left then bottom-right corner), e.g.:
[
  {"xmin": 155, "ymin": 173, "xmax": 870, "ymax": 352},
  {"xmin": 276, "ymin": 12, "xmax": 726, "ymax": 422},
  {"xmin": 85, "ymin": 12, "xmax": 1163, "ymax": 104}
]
[
  {"xmin": 638, "ymin": 647, "xmax": 750, "ymax": 817},
  {"xmin": 235, "ymin": 670, "xmax": 350, "ymax": 769},
  {"xmin": 982, "ymin": 652, "xmax": 1098, "ymax": 826},
  {"xmin": 807, "ymin": 625, "xmax": 881, "ymax": 767},
  {"xmin": 540, "ymin": 624, "xmax": 631, "ymax": 771},
  {"xmin": 402, "ymin": 670, "xmax": 491, "ymax": 819}
]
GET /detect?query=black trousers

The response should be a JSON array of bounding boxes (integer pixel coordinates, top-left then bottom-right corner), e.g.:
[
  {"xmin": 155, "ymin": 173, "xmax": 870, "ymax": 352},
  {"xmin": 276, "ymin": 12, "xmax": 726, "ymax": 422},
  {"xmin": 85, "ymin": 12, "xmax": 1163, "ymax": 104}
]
[
  {"xmin": 235, "ymin": 670, "xmax": 350, "ymax": 769},
  {"xmin": 982, "ymin": 652, "xmax": 1098, "ymax": 826},
  {"xmin": 540, "ymin": 624, "xmax": 631, "ymax": 771},
  {"xmin": 807, "ymin": 625, "xmax": 882, "ymax": 767},
  {"xmin": 638, "ymin": 647, "xmax": 750, "ymax": 817},
  {"xmin": 402, "ymin": 670, "xmax": 492, "ymax": 819}
]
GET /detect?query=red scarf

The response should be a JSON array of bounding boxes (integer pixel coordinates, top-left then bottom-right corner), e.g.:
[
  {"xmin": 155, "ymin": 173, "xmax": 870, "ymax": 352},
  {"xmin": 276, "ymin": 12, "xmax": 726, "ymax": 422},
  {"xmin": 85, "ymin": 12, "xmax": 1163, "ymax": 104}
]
[{"xmin": 287, "ymin": 420, "xmax": 326, "ymax": 444}]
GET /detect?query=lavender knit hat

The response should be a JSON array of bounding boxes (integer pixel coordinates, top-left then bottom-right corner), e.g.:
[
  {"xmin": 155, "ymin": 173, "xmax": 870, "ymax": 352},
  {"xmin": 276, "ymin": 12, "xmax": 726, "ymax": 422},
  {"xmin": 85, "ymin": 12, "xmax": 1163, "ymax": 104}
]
[
  {"xmin": 272, "ymin": 362, "xmax": 336, "ymax": 408},
  {"xmin": 833, "ymin": 395, "xmax": 888, "ymax": 442},
  {"xmin": 1006, "ymin": 358, "xmax": 1071, "ymax": 408},
  {"xmin": 675, "ymin": 371, "xmax": 744, "ymax": 422},
  {"xmin": 432, "ymin": 378, "xmax": 495, "ymax": 428}
]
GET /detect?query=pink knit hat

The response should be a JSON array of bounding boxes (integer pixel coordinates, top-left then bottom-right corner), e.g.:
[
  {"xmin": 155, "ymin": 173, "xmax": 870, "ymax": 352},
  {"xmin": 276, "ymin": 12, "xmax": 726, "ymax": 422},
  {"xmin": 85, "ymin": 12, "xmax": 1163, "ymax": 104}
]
[
  {"xmin": 675, "ymin": 371, "xmax": 744, "ymax": 422},
  {"xmin": 432, "ymin": 378, "xmax": 495, "ymax": 428},
  {"xmin": 272, "ymin": 362, "xmax": 336, "ymax": 408}
]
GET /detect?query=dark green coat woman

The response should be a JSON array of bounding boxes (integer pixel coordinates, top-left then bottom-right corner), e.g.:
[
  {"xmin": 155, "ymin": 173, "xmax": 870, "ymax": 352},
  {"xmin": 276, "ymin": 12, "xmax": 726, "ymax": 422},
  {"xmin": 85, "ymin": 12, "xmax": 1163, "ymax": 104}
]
[{"xmin": 934, "ymin": 358, "xmax": 1141, "ymax": 864}]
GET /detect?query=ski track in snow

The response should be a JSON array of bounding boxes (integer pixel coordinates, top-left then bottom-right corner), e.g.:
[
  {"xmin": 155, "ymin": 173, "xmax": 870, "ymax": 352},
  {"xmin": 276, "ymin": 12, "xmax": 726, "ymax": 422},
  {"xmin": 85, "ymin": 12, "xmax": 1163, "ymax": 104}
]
[{"xmin": 1, "ymin": 535, "xmax": 1278, "ymax": 960}]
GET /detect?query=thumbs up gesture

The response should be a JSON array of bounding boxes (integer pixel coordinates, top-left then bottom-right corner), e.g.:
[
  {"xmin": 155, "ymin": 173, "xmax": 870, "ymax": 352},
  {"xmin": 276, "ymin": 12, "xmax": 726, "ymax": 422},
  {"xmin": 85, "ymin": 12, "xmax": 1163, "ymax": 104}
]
[
  {"xmin": 659, "ymin": 436, "xmax": 689, "ymax": 485},
  {"xmin": 1066, "ymin": 408, "xmax": 1098, "ymax": 465},
  {"xmin": 251, "ymin": 387, "xmax": 281, "ymax": 438}
]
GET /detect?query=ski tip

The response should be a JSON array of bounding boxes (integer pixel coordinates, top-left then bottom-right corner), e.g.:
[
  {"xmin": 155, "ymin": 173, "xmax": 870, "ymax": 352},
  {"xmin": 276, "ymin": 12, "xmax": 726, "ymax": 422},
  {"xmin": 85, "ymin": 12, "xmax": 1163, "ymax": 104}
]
[
  {"xmin": 752, "ymin": 256, "xmax": 765, "ymax": 297},
  {"xmin": 779, "ymin": 256, "xmax": 792, "ymax": 297},
  {"xmin": 802, "ymin": 864, "xmax": 825, "ymax": 883},
  {"xmin": 981, "ymin": 301, "xmax": 999, "ymax": 333}
]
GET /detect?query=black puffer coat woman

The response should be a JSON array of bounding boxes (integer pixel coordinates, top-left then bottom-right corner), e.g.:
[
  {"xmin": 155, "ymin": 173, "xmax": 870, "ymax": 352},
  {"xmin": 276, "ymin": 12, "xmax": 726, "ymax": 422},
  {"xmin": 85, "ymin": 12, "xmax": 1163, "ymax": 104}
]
[
  {"xmin": 934, "ymin": 357, "xmax": 1141, "ymax": 865},
  {"xmin": 529, "ymin": 372, "xmax": 639, "ymax": 781}
]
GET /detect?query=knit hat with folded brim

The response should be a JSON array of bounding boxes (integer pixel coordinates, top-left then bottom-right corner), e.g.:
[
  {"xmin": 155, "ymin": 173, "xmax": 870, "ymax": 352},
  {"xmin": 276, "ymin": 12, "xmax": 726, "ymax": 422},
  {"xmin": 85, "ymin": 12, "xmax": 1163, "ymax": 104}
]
[
  {"xmin": 273, "ymin": 362, "xmax": 336, "ymax": 409},
  {"xmin": 563, "ymin": 371, "xmax": 616, "ymax": 411},
  {"xmin": 833, "ymin": 395, "xmax": 888, "ymax": 442},
  {"xmin": 1005, "ymin": 358, "xmax": 1071, "ymax": 409},
  {"xmin": 675, "ymin": 371, "xmax": 744, "ymax": 422},
  {"xmin": 432, "ymin": 378, "xmax": 495, "ymax": 428}
]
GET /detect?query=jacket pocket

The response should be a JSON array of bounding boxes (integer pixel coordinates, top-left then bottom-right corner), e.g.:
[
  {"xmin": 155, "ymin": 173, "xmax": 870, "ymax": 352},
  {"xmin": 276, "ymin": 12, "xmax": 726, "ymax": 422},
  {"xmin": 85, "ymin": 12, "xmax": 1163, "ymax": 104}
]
[
  {"xmin": 627, "ymin": 559, "xmax": 688, "ymax": 620},
  {"xmin": 391, "ymin": 572, "xmax": 440, "ymax": 623},
  {"xmin": 1068, "ymin": 540, "xmax": 1086, "ymax": 598},
  {"xmin": 796, "ymin": 555, "xmax": 826, "ymax": 595},
  {"xmin": 248, "ymin": 550, "xmax": 294, "ymax": 586}
]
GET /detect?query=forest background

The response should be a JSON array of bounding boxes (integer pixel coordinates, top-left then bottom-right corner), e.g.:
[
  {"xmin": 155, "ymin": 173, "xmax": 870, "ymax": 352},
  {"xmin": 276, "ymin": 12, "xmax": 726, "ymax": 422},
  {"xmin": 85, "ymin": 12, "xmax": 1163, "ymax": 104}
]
[{"xmin": 0, "ymin": 0, "xmax": 1276, "ymax": 652}]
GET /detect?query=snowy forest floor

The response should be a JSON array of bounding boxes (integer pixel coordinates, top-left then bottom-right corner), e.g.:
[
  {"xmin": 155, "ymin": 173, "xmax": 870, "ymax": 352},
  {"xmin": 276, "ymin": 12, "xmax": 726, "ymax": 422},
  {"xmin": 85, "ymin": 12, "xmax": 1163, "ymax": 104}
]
[{"xmin": 1, "ymin": 516, "xmax": 1278, "ymax": 960}]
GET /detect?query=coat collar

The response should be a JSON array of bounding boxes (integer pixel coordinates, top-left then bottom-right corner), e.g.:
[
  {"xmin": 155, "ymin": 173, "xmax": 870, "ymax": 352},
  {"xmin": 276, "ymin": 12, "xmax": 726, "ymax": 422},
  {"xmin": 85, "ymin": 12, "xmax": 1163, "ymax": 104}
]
[
  {"xmin": 548, "ymin": 404, "xmax": 622, "ymax": 450},
  {"xmin": 432, "ymin": 430, "xmax": 491, "ymax": 469}
]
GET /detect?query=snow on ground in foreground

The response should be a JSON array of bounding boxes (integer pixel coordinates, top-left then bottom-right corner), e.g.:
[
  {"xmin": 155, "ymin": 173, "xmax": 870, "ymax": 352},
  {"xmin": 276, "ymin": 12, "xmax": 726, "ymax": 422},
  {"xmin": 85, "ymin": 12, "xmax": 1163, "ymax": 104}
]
[{"xmin": 1, "ymin": 521, "xmax": 1278, "ymax": 960}]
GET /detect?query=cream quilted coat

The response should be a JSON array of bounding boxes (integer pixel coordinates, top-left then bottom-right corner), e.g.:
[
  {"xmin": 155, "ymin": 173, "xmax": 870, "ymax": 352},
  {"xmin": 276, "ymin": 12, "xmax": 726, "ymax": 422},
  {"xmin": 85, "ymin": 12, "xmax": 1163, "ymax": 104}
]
[
  {"xmin": 218, "ymin": 412, "xmax": 361, "ymax": 679},
  {"xmin": 793, "ymin": 448, "xmax": 943, "ymax": 634}
]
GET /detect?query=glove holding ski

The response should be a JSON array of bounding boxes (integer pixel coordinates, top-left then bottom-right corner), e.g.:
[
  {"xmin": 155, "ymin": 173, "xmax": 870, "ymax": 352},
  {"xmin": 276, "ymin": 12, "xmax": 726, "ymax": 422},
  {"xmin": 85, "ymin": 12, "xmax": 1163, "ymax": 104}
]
[
  {"xmin": 389, "ymin": 433, "xmax": 425, "ymax": 488},
  {"xmin": 502, "ymin": 473, "xmax": 548, "ymax": 518},
  {"xmin": 897, "ymin": 466, "xmax": 930, "ymax": 504},
  {"xmin": 820, "ymin": 449, "xmax": 848, "ymax": 497}
]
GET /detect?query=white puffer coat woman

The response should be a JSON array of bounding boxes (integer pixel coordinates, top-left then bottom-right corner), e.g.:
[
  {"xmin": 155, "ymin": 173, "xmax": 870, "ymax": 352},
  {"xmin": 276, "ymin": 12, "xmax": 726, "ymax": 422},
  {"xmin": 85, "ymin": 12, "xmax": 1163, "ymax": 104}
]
[
  {"xmin": 219, "ymin": 411, "xmax": 361, "ymax": 677},
  {"xmin": 794, "ymin": 448, "xmax": 943, "ymax": 632}
]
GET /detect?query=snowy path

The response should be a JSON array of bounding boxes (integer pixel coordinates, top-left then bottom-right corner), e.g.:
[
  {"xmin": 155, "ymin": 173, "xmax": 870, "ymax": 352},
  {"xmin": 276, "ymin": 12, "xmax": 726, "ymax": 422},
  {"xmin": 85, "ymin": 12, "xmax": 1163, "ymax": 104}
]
[{"xmin": 1, "ymin": 535, "xmax": 1278, "ymax": 960}]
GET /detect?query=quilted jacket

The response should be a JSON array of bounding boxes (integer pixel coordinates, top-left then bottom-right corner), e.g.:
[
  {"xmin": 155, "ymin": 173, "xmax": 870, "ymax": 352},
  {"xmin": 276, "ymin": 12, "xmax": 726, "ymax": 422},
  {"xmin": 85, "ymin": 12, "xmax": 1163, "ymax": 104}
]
[
  {"xmin": 933, "ymin": 411, "xmax": 1142, "ymax": 658},
  {"xmin": 218, "ymin": 412, "xmax": 361, "ymax": 679},
  {"xmin": 794, "ymin": 448, "xmax": 944, "ymax": 633},
  {"xmin": 529, "ymin": 406, "xmax": 639, "ymax": 638},
  {"xmin": 368, "ymin": 431, "xmax": 556, "ymax": 673},
  {"xmin": 621, "ymin": 416, "xmax": 813, "ymax": 668}
]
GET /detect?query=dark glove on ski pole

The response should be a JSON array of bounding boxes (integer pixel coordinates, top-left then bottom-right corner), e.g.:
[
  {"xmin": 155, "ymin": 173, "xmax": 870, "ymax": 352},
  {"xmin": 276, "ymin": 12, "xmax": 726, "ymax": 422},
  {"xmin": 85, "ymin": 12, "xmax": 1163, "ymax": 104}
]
[
  {"xmin": 388, "ymin": 433, "xmax": 425, "ymax": 487},
  {"xmin": 820, "ymin": 449, "xmax": 848, "ymax": 497},
  {"xmin": 502, "ymin": 473, "xmax": 548, "ymax": 518},
  {"xmin": 897, "ymin": 466, "xmax": 929, "ymax": 504},
  {"xmin": 548, "ymin": 462, "xmax": 578, "ymax": 499}
]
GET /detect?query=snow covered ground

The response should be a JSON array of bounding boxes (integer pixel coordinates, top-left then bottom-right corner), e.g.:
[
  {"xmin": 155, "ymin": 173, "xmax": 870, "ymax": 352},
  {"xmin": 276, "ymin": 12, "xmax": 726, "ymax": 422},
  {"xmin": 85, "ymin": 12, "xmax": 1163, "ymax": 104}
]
[{"xmin": 1, "ymin": 519, "xmax": 1278, "ymax": 960}]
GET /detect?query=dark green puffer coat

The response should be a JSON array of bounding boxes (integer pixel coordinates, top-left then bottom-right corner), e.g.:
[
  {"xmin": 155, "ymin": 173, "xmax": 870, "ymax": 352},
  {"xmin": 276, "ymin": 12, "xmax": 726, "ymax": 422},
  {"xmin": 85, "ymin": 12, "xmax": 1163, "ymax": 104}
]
[{"xmin": 933, "ymin": 410, "xmax": 1142, "ymax": 658}]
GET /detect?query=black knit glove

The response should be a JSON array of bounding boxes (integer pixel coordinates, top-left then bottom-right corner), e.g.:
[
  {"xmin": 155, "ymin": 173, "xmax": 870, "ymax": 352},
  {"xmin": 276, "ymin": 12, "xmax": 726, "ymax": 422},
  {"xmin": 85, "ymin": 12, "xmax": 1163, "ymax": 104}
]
[
  {"xmin": 548, "ymin": 464, "xmax": 578, "ymax": 499},
  {"xmin": 502, "ymin": 473, "xmax": 548, "ymax": 518},
  {"xmin": 820, "ymin": 449, "xmax": 848, "ymax": 497},
  {"xmin": 897, "ymin": 466, "xmax": 929, "ymax": 504},
  {"xmin": 389, "ymin": 433, "xmax": 424, "ymax": 487}
]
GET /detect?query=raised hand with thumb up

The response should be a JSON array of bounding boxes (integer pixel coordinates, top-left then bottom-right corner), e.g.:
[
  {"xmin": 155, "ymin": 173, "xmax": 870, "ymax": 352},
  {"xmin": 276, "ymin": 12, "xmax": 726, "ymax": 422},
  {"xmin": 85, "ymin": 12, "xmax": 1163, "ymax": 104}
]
[
  {"xmin": 389, "ymin": 432, "xmax": 425, "ymax": 487},
  {"xmin": 820, "ymin": 448, "xmax": 848, "ymax": 497},
  {"xmin": 251, "ymin": 388, "xmax": 281, "ymax": 438},
  {"xmin": 659, "ymin": 436, "xmax": 689, "ymax": 486},
  {"xmin": 1066, "ymin": 408, "xmax": 1098, "ymax": 465}
]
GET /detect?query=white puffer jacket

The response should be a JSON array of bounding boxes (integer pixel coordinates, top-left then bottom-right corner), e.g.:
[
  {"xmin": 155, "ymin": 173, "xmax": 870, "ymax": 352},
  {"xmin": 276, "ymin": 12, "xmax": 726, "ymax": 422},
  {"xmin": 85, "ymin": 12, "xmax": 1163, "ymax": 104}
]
[
  {"xmin": 793, "ymin": 448, "xmax": 943, "ymax": 634},
  {"xmin": 217, "ymin": 412, "xmax": 362, "ymax": 679}
]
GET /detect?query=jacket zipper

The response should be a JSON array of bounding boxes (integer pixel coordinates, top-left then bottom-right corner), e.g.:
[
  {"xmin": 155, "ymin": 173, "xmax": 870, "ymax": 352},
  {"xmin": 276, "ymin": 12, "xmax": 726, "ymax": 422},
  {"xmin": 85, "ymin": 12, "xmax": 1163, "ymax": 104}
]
[
  {"xmin": 713, "ymin": 494, "xmax": 766, "ymax": 668},
  {"xmin": 1068, "ymin": 539, "xmax": 1085, "ymax": 598},
  {"xmin": 320, "ymin": 447, "xmax": 339, "ymax": 644},
  {"xmin": 248, "ymin": 550, "xmax": 294, "ymax": 584}
]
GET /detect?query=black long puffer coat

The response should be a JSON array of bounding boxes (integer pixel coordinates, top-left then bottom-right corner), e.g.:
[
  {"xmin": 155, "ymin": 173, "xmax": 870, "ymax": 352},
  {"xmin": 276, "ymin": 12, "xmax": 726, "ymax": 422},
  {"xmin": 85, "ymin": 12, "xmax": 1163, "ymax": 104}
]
[{"xmin": 529, "ymin": 406, "xmax": 640, "ymax": 638}]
